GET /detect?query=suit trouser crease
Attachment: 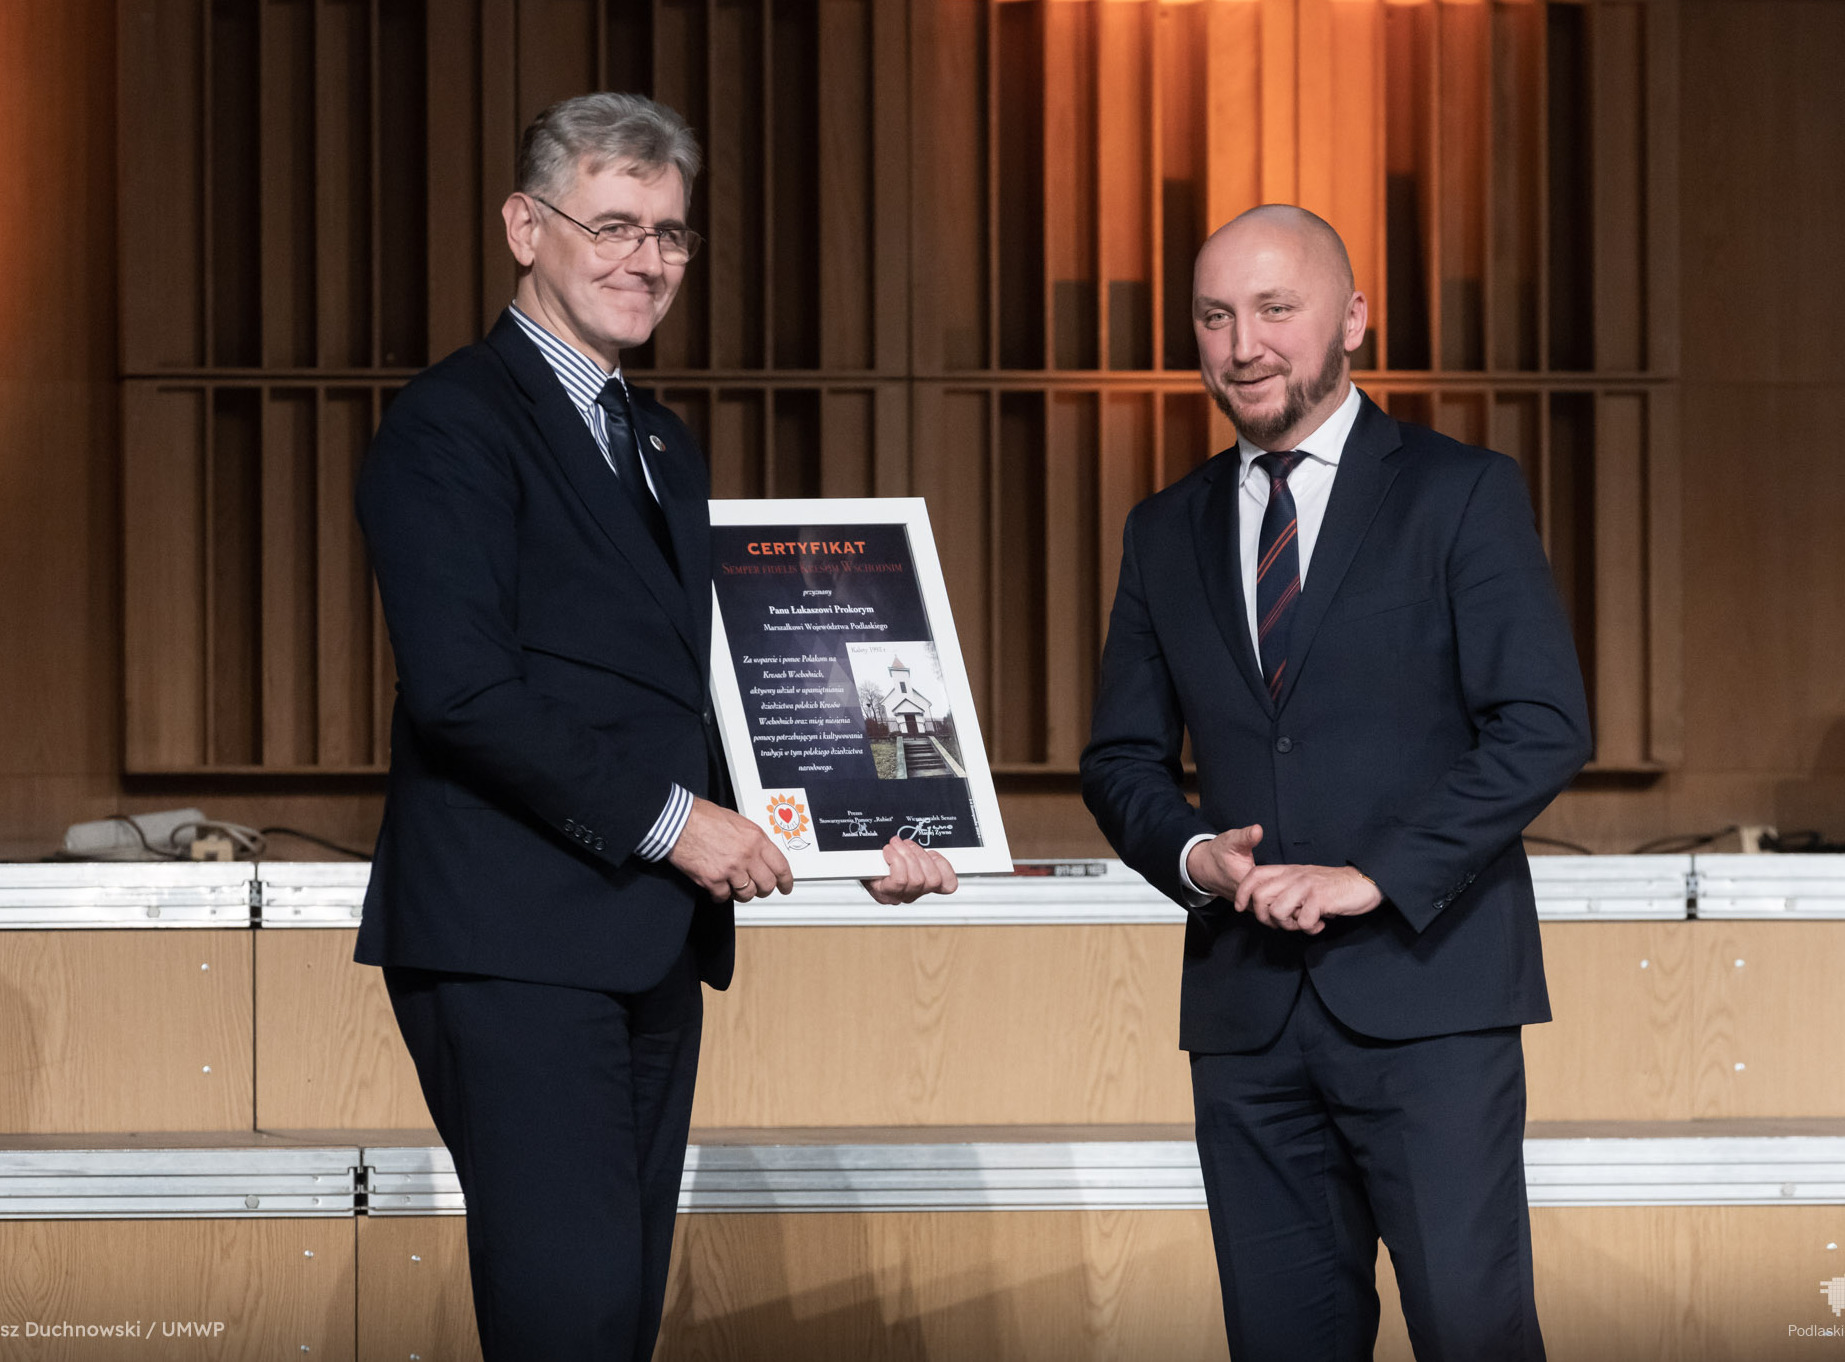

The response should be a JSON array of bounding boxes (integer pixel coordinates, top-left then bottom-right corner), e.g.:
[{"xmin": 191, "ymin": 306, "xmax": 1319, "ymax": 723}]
[
  {"xmin": 1191, "ymin": 978, "xmax": 1544, "ymax": 1362},
  {"xmin": 386, "ymin": 950, "xmax": 701, "ymax": 1362}
]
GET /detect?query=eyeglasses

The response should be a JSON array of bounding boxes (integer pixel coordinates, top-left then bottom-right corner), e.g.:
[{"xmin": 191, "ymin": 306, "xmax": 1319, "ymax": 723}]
[{"xmin": 534, "ymin": 196, "xmax": 703, "ymax": 265}]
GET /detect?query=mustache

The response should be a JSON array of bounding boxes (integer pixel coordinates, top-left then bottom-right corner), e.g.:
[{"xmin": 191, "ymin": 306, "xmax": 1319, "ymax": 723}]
[{"xmin": 1219, "ymin": 364, "xmax": 1289, "ymax": 386}]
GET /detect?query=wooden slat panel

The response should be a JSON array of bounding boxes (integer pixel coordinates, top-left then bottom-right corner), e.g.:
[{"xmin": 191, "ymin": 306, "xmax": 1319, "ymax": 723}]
[
  {"xmin": 209, "ymin": 0, "xmax": 262, "ymax": 368},
  {"xmin": 260, "ymin": 389, "xmax": 319, "ymax": 767},
  {"xmin": 995, "ymin": 391, "xmax": 1047, "ymax": 765},
  {"xmin": 705, "ymin": 0, "xmax": 766, "ymax": 370},
  {"xmin": 118, "ymin": 0, "xmax": 204, "ymax": 370},
  {"xmin": 254, "ymin": 929, "xmax": 433, "ymax": 1131},
  {"xmin": 770, "ymin": 1, "xmax": 822, "ymax": 371},
  {"xmin": 1258, "ymin": 0, "xmax": 1297, "ymax": 205},
  {"xmin": 1098, "ymin": 391, "xmax": 1154, "ymax": 636},
  {"xmin": 694, "ymin": 924, "xmax": 1190, "ymax": 1128},
  {"xmin": 1490, "ymin": 0, "xmax": 1543, "ymax": 372},
  {"xmin": 819, "ymin": 389, "xmax": 875, "ymax": 499},
  {"xmin": 1202, "ymin": 0, "xmax": 1261, "ymax": 239},
  {"xmin": 0, "ymin": 931, "xmax": 253, "ymax": 1133},
  {"xmin": 124, "ymin": 385, "xmax": 207, "ymax": 770},
  {"xmin": 649, "ymin": 0, "xmax": 709, "ymax": 370},
  {"xmin": 1593, "ymin": 392, "xmax": 1647, "ymax": 769},
  {"xmin": 514, "ymin": 0, "xmax": 597, "ymax": 129},
  {"xmin": 818, "ymin": 0, "xmax": 874, "ymax": 371},
  {"xmin": 208, "ymin": 387, "xmax": 262, "ymax": 766},
  {"xmin": 357, "ymin": 1216, "xmax": 482, "ymax": 1362},
  {"xmin": 1045, "ymin": 0, "xmax": 1098, "ymax": 371},
  {"xmin": 1155, "ymin": 4, "xmax": 1205, "ymax": 373},
  {"xmin": 910, "ymin": 1, "xmax": 986, "ymax": 372},
  {"xmin": 1645, "ymin": 389, "xmax": 1682, "ymax": 767},
  {"xmin": 1525, "ymin": 921, "xmax": 1692, "ymax": 1123},
  {"xmin": 316, "ymin": 389, "xmax": 376, "ymax": 768},
  {"xmin": 1300, "ymin": 0, "xmax": 1382, "ymax": 365},
  {"xmin": 478, "ymin": 0, "xmax": 519, "ymax": 337},
  {"xmin": 1044, "ymin": 392, "xmax": 1099, "ymax": 767},
  {"xmin": 912, "ymin": 388, "xmax": 992, "ymax": 730},
  {"xmin": 870, "ymin": 0, "xmax": 911, "ymax": 375},
  {"xmin": 1097, "ymin": 2, "xmax": 1152, "ymax": 372},
  {"xmin": 425, "ymin": 0, "xmax": 483, "ymax": 360},
  {"xmin": 709, "ymin": 388, "xmax": 767, "ymax": 499},
  {"xmin": 1591, "ymin": 1, "xmax": 1646, "ymax": 374},
  {"xmin": 0, "ymin": 1219, "xmax": 356, "ymax": 1361},
  {"xmin": 376, "ymin": 0, "xmax": 429, "ymax": 368},
  {"xmin": 316, "ymin": 0, "xmax": 374, "ymax": 368},
  {"xmin": 1437, "ymin": 0, "xmax": 1487, "ymax": 371},
  {"xmin": 996, "ymin": 0, "xmax": 1044, "ymax": 372},
  {"xmin": 259, "ymin": 0, "xmax": 316, "ymax": 369}
]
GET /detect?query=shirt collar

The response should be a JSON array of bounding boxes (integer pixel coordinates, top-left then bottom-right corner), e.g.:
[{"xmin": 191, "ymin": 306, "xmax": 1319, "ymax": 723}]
[
  {"xmin": 1236, "ymin": 381, "xmax": 1363, "ymax": 484},
  {"xmin": 508, "ymin": 303, "xmax": 625, "ymax": 416}
]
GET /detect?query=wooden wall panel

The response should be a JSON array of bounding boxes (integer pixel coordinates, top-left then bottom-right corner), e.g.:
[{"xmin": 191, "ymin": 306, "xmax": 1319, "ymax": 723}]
[
  {"xmin": 0, "ymin": 1219, "xmax": 355, "ymax": 1362},
  {"xmin": 0, "ymin": 931, "xmax": 253, "ymax": 1133},
  {"xmin": 361, "ymin": 1206, "xmax": 1845, "ymax": 1362},
  {"xmin": 356, "ymin": 1215, "xmax": 483, "ymax": 1362},
  {"xmin": 660, "ymin": 1210, "xmax": 1227, "ymax": 1362},
  {"xmin": 1691, "ymin": 922, "xmax": 1845, "ymax": 1120},
  {"xmin": 1526, "ymin": 922, "xmax": 1694, "ymax": 1123},
  {"xmin": 255, "ymin": 929, "xmax": 433, "ymax": 1132},
  {"xmin": 692, "ymin": 925, "xmax": 1191, "ymax": 1128},
  {"xmin": 0, "ymin": 0, "xmax": 1818, "ymax": 856}
]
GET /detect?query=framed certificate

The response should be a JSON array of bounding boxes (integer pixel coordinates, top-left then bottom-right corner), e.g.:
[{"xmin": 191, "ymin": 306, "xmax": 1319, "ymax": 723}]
[{"xmin": 707, "ymin": 498, "xmax": 1013, "ymax": 879}]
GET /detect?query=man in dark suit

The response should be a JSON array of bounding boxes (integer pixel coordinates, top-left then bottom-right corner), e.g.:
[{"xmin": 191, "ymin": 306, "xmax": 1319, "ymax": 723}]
[
  {"xmin": 1080, "ymin": 205, "xmax": 1592, "ymax": 1360},
  {"xmin": 357, "ymin": 93, "xmax": 952, "ymax": 1360}
]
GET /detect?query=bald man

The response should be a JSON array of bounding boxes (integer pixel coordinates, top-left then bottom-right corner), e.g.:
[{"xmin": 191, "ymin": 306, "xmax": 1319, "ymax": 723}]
[{"xmin": 1081, "ymin": 206, "xmax": 1591, "ymax": 1360}]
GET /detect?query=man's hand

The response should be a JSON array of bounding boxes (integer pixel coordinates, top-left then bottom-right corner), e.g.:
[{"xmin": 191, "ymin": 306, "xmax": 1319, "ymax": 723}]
[
  {"xmin": 668, "ymin": 797, "xmax": 793, "ymax": 902},
  {"xmin": 1186, "ymin": 824, "xmax": 1265, "ymax": 901},
  {"xmin": 1234, "ymin": 864, "xmax": 1383, "ymax": 935},
  {"xmin": 862, "ymin": 836, "xmax": 958, "ymax": 905}
]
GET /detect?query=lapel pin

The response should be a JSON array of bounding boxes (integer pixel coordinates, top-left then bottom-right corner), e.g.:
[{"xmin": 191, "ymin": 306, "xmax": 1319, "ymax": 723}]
[{"xmin": 649, "ymin": 434, "xmax": 665, "ymax": 450}]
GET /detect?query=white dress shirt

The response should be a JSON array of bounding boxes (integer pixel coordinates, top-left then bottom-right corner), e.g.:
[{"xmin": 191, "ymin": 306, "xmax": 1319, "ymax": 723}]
[{"xmin": 1178, "ymin": 382, "xmax": 1364, "ymax": 901}]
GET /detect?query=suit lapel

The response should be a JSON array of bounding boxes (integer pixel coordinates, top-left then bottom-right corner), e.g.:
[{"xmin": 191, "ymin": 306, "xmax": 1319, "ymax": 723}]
[
  {"xmin": 1273, "ymin": 394, "xmax": 1402, "ymax": 710},
  {"xmin": 484, "ymin": 314, "xmax": 698, "ymax": 660},
  {"xmin": 1192, "ymin": 450, "xmax": 1275, "ymax": 715},
  {"xmin": 630, "ymin": 396, "xmax": 712, "ymax": 677}
]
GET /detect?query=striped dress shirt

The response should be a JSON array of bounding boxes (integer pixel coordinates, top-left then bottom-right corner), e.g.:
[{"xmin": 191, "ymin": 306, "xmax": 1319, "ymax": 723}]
[{"xmin": 508, "ymin": 304, "xmax": 692, "ymax": 863}]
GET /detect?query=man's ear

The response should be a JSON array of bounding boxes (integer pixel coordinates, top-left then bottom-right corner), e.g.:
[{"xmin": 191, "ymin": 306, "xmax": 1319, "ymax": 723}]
[
  {"xmin": 1343, "ymin": 290, "xmax": 1370, "ymax": 353},
  {"xmin": 503, "ymin": 193, "xmax": 539, "ymax": 269}
]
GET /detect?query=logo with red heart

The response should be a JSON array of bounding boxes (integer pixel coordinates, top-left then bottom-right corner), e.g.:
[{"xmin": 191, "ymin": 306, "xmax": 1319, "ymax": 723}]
[{"xmin": 764, "ymin": 792, "xmax": 811, "ymax": 849}]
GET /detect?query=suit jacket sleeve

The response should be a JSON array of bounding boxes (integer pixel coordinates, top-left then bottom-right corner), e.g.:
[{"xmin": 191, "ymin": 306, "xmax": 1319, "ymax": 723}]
[
  {"xmin": 1348, "ymin": 453, "xmax": 1593, "ymax": 931},
  {"xmin": 1080, "ymin": 507, "xmax": 1218, "ymax": 906},
  {"xmin": 358, "ymin": 382, "xmax": 681, "ymax": 867}
]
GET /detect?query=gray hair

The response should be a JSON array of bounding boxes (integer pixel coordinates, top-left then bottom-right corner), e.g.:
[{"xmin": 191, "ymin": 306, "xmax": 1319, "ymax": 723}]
[{"xmin": 516, "ymin": 93, "xmax": 702, "ymax": 204}]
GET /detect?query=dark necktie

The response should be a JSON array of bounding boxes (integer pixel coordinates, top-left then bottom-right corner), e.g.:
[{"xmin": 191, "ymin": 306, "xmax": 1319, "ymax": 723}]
[
  {"xmin": 1254, "ymin": 451, "xmax": 1306, "ymax": 701},
  {"xmin": 594, "ymin": 376, "xmax": 678, "ymax": 576}
]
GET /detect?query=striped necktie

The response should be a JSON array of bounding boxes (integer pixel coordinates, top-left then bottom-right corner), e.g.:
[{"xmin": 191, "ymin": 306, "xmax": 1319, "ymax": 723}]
[
  {"xmin": 1254, "ymin": 451, "xmax": 1306, "ymax": 701},
  {"xmin": 594, "ymin": 376, "xmax": 678, "ymax": 576}
]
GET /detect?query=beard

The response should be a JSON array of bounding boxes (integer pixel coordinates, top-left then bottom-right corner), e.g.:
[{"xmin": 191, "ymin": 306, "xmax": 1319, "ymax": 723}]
[{"xmin": 1206, "ymin": 326, "xmax": 1349, "ymax": 446}]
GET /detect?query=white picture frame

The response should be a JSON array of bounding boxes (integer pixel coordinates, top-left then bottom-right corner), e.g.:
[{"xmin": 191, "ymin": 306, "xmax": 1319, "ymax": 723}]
[{"xmin": 707, "ymin": 497, "xmax": 1013, "ymax": 879}]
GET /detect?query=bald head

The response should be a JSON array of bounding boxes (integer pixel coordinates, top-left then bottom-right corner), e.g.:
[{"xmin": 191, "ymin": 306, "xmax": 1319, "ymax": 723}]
[
  {"xmin": 1201, "ymin": 204, "xmax": 1355, "ymax": 297},
  {"xmin": 1190, "ymin": 203, "xmax": 1367, "ymax": 450}
]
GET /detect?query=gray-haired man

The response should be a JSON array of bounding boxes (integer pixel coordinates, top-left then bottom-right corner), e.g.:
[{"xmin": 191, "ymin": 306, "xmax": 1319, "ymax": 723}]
[{"xmin": 358, "ymin": 93, "xmax": 951, "ymax": 1358}]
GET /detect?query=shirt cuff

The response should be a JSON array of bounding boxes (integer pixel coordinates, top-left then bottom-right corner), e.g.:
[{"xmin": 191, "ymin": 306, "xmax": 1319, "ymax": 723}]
[
  {"xmin": 635, "ymin": 783, "xmax": 693, "ymax": 862},
  {"xmin": 1177, "ymin": 833, "xmax": 1217, "ymax": 908}
]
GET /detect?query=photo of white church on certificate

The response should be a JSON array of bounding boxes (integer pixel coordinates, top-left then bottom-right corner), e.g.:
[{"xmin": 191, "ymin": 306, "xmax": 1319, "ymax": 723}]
[{"xmin": 845, "ymin": 642, "xmax": 967, "ymax": 780}]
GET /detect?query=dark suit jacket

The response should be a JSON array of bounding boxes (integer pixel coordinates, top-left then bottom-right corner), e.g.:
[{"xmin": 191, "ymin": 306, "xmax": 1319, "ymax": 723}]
[
  {"xmin": 1080, "ymin": 393, "xmax": 1592, "ymax": 1051},
  {"xmin": 355, "ymin": 309, "xmax": 733, "ymax": 994}
]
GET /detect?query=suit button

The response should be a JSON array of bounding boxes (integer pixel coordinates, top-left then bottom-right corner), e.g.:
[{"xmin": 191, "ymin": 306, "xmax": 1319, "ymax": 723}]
[
  {"xmin": 594, "ymin": 837, "xmax": 605, "ymax": 852},
  {"xmin": 564, "ymin": 818, "xmax": 577, "ymax": 834},
  {"xmin": 1275, "ymin": 737, "xmax": 1294, "ymax": 754}
]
